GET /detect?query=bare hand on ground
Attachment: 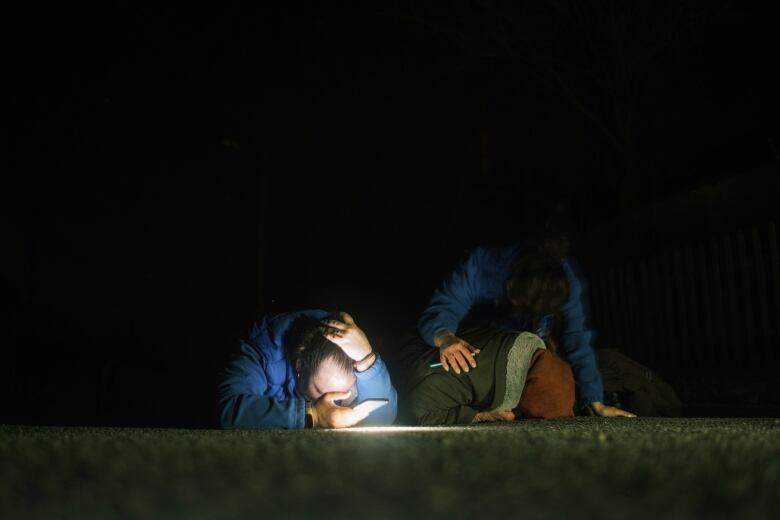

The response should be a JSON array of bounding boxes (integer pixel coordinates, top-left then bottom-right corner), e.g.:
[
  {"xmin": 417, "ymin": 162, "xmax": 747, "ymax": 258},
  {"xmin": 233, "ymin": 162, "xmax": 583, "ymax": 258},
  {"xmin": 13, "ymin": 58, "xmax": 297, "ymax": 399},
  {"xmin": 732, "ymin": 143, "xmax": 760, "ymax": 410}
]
[{"xmin": 589, "ymin": 401, "xmax": 637, "ymax": 418}]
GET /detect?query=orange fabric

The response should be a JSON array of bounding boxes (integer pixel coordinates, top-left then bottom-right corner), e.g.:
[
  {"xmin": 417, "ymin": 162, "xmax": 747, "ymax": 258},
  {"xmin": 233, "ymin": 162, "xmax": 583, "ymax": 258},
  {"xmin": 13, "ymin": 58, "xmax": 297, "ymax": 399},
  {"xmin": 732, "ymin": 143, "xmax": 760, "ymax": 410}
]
[{"xmin": 517, "ymin": 349, "xmax": 575, "ymax": 419}]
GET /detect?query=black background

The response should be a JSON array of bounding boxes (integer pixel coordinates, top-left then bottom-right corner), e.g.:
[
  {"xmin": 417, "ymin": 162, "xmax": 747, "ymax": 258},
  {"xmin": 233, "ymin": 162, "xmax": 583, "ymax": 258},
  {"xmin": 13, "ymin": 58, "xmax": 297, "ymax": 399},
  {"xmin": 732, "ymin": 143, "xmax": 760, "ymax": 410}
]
[{"xmin": 4, "ymin": 2, "xmax": 779, "ymax": 426}]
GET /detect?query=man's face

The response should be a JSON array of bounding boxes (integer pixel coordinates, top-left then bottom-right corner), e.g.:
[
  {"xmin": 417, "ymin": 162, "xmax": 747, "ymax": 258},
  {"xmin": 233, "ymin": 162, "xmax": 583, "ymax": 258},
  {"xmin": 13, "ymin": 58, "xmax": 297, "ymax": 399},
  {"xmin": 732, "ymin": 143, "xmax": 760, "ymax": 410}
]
[{"xmin": 300, "ymin": 358, "xmax": 357, "ymax": 405}]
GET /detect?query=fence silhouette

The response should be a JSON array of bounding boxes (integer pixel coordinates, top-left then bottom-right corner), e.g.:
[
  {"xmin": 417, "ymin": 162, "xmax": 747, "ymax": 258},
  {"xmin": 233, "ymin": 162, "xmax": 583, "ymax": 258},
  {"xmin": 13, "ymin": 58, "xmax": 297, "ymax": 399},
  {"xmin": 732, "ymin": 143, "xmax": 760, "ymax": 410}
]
[{"xmin": 590, "ymin": 221, "xmax": 780, "ymax": 371}]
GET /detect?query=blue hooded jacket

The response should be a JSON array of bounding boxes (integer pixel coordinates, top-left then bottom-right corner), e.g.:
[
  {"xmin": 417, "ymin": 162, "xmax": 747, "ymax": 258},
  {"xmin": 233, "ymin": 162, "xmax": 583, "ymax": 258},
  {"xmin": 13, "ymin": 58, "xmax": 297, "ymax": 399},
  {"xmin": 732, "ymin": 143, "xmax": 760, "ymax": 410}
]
[
  {"xmin": 220, "ymin": 309, "xmax": 398, "ymax": 429},
  {"xmin": 417, "ymin": 244, "xmax": 604, "ymax": 408}
]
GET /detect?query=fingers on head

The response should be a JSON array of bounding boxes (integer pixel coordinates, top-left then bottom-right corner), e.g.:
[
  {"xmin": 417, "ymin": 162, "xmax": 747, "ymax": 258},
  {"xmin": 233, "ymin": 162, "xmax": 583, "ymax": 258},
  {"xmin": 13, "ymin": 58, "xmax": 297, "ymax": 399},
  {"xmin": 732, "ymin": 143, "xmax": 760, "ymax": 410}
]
[
  {"xmin": 325, "ymin": 327, "xmax": 344, "ymax": 339},
  {"xmin": 322, "ymin": 319, "xmax": 347, "ymax": 330}
]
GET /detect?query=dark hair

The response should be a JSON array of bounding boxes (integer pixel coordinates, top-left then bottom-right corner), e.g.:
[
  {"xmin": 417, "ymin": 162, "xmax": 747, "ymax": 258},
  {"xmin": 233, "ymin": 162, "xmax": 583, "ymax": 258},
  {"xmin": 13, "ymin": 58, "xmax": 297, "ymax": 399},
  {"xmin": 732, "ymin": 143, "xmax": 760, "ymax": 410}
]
[
  {"xmin": 507, "ymin": 251, "xmax": 570, "ymax": 328},
  {"xmin": 527, "ymin": 203, "xmax": 572, "ymax": 262},
  {"xmin": 282, "ymin": 315, "xmax": 353, "ymax": 378}
]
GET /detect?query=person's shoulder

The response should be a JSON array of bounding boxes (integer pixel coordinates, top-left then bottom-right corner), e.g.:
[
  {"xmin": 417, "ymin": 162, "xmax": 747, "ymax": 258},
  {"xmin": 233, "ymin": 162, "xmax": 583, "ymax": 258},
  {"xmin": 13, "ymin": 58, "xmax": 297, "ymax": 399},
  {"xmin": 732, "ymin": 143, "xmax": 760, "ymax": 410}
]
[
  {"xmin": 470, "ymin": 242, "xmax": 522, "ymax": 264},
  {"xmin": 471, "ymin": 242, "xmax": 520, "ymax": 260},
  {"xmin": 560, "ymin": 256, "xmax": 589, "ymax": 295},
  {"xmin": 561, "ymin": 256, "xmax": 584, "ymax": 276}
]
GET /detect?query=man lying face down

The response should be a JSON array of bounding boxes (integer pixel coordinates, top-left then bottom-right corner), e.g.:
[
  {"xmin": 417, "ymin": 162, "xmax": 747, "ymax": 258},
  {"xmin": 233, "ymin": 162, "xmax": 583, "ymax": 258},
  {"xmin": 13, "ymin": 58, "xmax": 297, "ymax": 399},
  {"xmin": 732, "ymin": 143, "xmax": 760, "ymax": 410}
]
[
  {"xmin": 403, "ymin": 328, "xmax": 574, "ymax": 425},
  {"xmin": 220, "ymin": 310, "xmax": 397, "ymax": 429}
]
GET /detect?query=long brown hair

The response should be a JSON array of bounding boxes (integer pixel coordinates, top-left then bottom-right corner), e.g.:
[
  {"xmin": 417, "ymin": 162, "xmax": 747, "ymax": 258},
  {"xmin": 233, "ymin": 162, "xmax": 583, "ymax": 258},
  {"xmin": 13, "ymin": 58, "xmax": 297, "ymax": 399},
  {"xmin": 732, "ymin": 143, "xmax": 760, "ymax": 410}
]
[{"xmin": 507, "ymin": 249, "xmax": 570, "ymax": 330}]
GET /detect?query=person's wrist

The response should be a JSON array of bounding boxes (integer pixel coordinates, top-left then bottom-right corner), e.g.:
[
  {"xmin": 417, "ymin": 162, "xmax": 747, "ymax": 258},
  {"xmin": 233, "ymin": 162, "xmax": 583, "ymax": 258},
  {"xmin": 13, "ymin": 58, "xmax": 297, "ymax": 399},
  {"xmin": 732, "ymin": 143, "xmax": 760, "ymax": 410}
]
[
  {"xmin": 355, "ymin": 347, "xmax": 373, "ymax": 363},
  {"xmin": 434, "ymin": 330, "xmax": 455, "ymax": 348},
  {"xmin": 353, "ymin": 350, "xmax": 376, "ymax": 372},
  {"xmin": 588, "ymin": 401, "xmax": 605, "ymax": 416}
]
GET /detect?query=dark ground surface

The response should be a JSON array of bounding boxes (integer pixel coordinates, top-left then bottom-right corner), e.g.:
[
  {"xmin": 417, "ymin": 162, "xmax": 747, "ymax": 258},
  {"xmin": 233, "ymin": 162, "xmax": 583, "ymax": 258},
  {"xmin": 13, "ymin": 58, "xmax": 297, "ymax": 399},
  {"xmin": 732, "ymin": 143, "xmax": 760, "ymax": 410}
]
[{"xmin": 2, "ymin": 418, "xmax": 780, "ymax": 519}]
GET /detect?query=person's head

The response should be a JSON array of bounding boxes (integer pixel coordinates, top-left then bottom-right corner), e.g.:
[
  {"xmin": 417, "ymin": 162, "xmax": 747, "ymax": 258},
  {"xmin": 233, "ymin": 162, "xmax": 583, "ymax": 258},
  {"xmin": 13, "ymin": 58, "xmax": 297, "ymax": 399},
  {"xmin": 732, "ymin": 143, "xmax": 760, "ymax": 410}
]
[
  {"xmin": 506, "ymin": 251, "xmax": 570, "ymax": 325},
  {"xmin": 283, "ymin": 315, "xmax": 357, "ymax": 403}
]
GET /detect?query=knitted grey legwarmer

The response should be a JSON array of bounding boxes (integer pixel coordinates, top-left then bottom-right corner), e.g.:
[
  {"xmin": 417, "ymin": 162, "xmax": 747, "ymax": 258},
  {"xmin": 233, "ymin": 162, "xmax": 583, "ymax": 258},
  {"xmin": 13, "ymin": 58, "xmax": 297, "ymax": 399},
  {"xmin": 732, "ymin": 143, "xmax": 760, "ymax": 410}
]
[{"xmin": 491, "ymin": 332, "xmax": 546, "ymax": 412}]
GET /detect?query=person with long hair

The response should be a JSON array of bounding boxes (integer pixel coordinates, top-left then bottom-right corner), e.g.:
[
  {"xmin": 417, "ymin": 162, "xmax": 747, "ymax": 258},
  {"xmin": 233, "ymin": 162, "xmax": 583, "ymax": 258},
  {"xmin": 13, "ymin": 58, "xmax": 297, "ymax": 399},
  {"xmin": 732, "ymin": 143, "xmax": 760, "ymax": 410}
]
[{"xmin": 417, "ymin": 236, "xmax": 633, "ymax": 418}]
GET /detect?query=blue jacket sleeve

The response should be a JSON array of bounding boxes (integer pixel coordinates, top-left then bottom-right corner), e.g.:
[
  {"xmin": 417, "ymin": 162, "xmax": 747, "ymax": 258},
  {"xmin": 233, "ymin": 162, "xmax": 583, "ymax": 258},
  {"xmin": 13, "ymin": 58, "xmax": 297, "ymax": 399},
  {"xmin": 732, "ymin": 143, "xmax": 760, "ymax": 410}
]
[
  {"xmin": 355, "ymin": 355, "xmax": 398, "ymax": 426},
  {"xmin": 219, "ymin": 339, "xmax": 305, "ymax": 429},
  {"xmin": 560, "ymin": 258, "xmax": 604, "ymax": 407},
  {"xmin": 418, "ymin": 249, "xmax": 484, "ymax": 346}
]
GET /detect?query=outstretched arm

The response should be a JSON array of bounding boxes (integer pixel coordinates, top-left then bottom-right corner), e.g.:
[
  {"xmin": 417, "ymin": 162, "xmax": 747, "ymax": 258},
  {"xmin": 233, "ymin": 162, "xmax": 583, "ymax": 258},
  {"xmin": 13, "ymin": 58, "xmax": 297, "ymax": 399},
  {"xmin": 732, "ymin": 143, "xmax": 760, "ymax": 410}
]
[
  {"xmin": 417, "ymin": 249, "xmax": 484, "ymax": 347},
  {"xmin": 559, "ymin": 259, "xmax": 635, "ymax": 417},
  {"xmin": 417, "ymin": 250, "xmax": 487, "ymax": 373},
  {"xmin": 558, "ymin": 258, "xmax": 604, "ymax": 409}
]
